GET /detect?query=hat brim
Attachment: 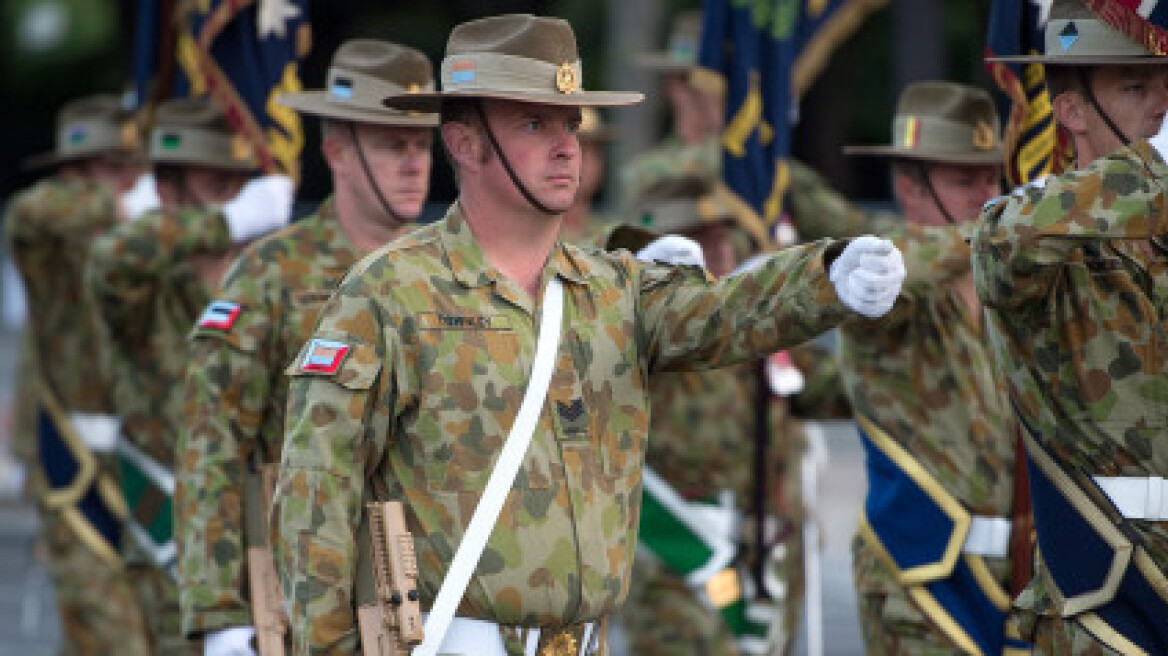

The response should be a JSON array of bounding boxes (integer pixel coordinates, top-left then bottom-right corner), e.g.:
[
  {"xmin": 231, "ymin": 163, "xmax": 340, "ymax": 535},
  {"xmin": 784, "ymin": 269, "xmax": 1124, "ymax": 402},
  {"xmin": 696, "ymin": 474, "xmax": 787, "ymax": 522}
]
[
  {"xmin": 844, "ymin": 144, "xmax": 1004, "ymax": 166},
  {"xmin": 633, "ymin": 52, "xmax": 695, "ymax": 73},
  {"xmin": 383, "ymin": 89, "xmax": 644, "ymax": 113},
  {"xmin": 986, "ymin": 53, "xmax": 1168, "ymax": 65},
  {"xmin": 278, "ymin": 91, "xmax": 439, "ymax": 127},
  {"xmin": 150, "ymin": 151, "xmax": 257, "ymax": 172},
  {"xmin": 21, "ymin": 146, "xmax": 141, "ymax": 171}
]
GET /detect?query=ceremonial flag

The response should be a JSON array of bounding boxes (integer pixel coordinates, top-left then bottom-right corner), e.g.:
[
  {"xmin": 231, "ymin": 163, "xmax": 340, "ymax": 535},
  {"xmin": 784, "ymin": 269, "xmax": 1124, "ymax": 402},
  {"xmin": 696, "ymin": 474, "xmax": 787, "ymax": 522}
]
[
  {"xmin": 985, "ymin": 0, "xmax": 1070, "ymax": 186},
  {"xmin": 176, "ymin": 0, "xmax": 310, "ymax": 178},
  {"xmin": 1082, "ymin": 0, "xmax": 1168, "ymax": 52},
  {"xmin": 698, "ymin": 0, "xmax": 887, "ymax": 236}
]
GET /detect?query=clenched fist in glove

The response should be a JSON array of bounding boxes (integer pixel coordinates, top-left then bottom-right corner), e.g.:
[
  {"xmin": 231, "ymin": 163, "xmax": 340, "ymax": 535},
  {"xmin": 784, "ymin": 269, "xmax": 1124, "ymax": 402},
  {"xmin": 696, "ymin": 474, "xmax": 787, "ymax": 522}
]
[
  {"xmin": 204, "ymin": 626, "xmax": 257, "ymax": 656},
  {"xmin": 828, "ymin": 235, "xmax": 905, "ymax": 318},
  {"xmin": 222, "ymin": 174, "xmax": 294, "ymax": 244},
  {"xmin": 635, "ymin": 234, "xmax": 707, "ymax": 269}
]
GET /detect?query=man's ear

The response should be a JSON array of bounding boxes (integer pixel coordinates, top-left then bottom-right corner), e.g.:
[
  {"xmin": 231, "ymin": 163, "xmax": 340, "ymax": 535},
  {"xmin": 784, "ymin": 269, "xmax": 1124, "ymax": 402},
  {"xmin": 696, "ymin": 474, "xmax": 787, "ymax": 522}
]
[
  {"xmin": 892, "ymin": 169, "xmax": 924, "ymax": 215},
  {"xmin": 441, "ymin": 121, "xmax": 482, "ymax": 172},
  {"xmin": 1052, "ymin": 90, "xmax": 1088, "ymax": 136},
  {"xmin": 321, "ymin": 133, "xmax": 347, "ymax": 172}
]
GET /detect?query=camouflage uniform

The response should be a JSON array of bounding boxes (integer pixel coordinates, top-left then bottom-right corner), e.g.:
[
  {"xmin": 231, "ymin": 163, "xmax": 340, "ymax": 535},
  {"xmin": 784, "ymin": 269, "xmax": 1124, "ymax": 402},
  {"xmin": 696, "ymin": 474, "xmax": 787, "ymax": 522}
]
[
  {"xmin": 840, "ymin": 221, "xmax": 1020, "ymax": 654},
  {"xmin": 972, "ymin": 140, "xmax": 1168, "ymax": 655},
  {"xmin": 3, "ymin": 176, "xmax": 152, "ymax": 655},
  {"xmin": 176, "ymin": 199, "xmax": 362, "ymax": 637},
  {"xmin": 87, "ymin": 203, "xmax": 236, "ymax": 654},
  {"xmin": 620, "ymin": 136, "xmax": 720, "ymax": 210},
  {"xmin": 271, "ymin": 203, "xmax": 854, "ymax": 654}
]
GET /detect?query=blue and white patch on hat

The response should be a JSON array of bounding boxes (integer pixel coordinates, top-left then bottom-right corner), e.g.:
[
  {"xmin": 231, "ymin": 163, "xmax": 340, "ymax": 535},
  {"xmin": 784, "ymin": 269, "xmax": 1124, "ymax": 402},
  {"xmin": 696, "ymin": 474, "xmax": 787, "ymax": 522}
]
[
  {"xmin": 67, "ymin": 125, "xmax": 88, "ymax": 145},
  {"xmin": 330, "ymin": 77, "xmax": 354, "ymax": 100},
  {"xmin": 1059, "ymin": 21, "xmax": 1079, "ymax": 52},
  {"xmin": 301, "ymin": 338, "xmax": 350, "ymax": 374},
  {"xmin": 197, "ymin": 301, "xmax": 242, "ymax": 331}
]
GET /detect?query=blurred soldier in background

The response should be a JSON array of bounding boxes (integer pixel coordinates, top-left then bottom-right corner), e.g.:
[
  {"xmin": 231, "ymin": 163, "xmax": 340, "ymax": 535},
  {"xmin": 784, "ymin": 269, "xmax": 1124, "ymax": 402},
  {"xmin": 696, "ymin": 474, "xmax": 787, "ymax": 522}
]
[
  {"xmin": 974, "ymin": 0, "xmax": 1168, "ymax": 652},
  {"xmin": 559, "ymin": 107, "xmax": 617, "ymax": 244},
  {"xmin": 86, "ymin": 96, "xmax": 292, "ymax": 654},
  {"xmin": 4, "ymin": 94, "xmax": 153, "ymax": 656},
  {"xmin": 176, "ymin": 39, "xmax": 437, "ymax": 656},
  {"xmin": 839, "ymin": 81, "xmax": 1031, "ymax": 655}
]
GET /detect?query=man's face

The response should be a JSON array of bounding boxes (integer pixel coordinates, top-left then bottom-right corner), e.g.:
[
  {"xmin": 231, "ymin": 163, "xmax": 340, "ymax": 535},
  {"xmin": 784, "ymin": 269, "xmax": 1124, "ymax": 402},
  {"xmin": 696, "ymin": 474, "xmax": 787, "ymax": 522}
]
[
  {"xmin": 478, "ymin": 99, "xmax": 582, "ymax": 214},
  {"xmin": 1087, "ymin": 65, "xmax": 1168, "ymax": 148},
  {"xmin": 339, "ymin": 123, "xmax": 433, "ymax": 222},
  {"xmin": 900, "ymin": 162, "xmax": 1002, "ymax": 227},
  {"xmin": 80, "ymin": 154, "xmax": 144, "ymax": 195}
]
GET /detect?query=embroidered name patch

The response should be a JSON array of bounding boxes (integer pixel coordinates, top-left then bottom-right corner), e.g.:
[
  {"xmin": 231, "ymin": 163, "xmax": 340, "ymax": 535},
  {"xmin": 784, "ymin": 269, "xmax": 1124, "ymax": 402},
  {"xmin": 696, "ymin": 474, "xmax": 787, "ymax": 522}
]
[
  {"xmin": 197, "ymin": 301, "xmax": 242, "ymax": 331},
  {"xmin": 417, "ymin": 312, "xmax": 511, "ymax": 331},
  {"xmin": 301, "ymin": 339, "xmax": 350, "ymax": 374}
]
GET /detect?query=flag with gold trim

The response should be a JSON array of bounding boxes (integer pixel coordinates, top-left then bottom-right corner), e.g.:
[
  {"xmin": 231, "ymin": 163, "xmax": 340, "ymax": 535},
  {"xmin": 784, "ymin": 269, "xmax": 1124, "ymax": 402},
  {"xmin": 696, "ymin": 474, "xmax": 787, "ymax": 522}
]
[
  {"xmin": 698, "ymin": 0, "xmax": 887, "ymax": 238},
  {"xmin": 176, "ymin": 0, "xmax": 310, "ymax": 178},
  {"xmin": 985, "ymin": 0, "xmax": 1071, "ymax": 186}
]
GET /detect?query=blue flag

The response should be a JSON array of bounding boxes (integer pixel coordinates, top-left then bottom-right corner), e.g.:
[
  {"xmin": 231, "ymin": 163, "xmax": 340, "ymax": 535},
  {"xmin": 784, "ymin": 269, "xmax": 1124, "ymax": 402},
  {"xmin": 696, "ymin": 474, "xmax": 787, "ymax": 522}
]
[
  {"xmin": 177, "ymin": 0, "xmax": 310, "ymax": 177},
  {"xmin": 699, "ymin": 0, "xmax": 887, "ymax": 236}
]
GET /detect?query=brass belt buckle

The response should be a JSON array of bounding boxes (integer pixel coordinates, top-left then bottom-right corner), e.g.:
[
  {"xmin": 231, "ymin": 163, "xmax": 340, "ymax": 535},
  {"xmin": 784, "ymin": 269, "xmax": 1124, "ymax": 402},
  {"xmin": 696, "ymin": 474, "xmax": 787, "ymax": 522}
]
[{"xmin": 538, "ymin": 627, "xmax": 578, "ymax": 656}]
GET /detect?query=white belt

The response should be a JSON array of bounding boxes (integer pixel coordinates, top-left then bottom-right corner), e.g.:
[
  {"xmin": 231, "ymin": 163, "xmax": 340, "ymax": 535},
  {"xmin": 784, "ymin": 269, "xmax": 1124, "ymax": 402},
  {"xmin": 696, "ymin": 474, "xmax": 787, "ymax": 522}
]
[
  {"xmin": 1094, "ymin": 476, "xmax": 1168, "ymax": 520},
  {"xmin": 69, "ymin": 412, "xmax": 120, "ymax": 453},
  {"xmin": 421, "ymin": 614, "xmax": 598, "ymax": 656},
  {"xmin": 961, "ymin": 516, "xmax": 1012, "ymax": 558}
]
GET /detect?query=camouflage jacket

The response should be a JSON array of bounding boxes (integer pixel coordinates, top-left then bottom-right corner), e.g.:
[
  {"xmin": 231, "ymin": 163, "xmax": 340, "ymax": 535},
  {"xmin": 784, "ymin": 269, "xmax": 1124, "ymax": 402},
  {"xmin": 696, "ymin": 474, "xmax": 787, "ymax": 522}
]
[
  {"xmin": 842, "ymin": 222, "xmax": 1019, "ymax": 591},
  {"xmin": 4, "ymin": 176, "xmax": 119, "ymax": 415},
  {"xmin": 176, "ymin": 199, "xmax": 362, "ymax": 635},
  {"xmin": 972, "ymin": 141, "xmax": 1168, "ymax": 576},
  {"xmin": 272, "ymin": 203, "xmax": 852, "ymax": 654},
  {"xmin": 86, "ymin": 204, "xmax": 233, "ymax": 466}
]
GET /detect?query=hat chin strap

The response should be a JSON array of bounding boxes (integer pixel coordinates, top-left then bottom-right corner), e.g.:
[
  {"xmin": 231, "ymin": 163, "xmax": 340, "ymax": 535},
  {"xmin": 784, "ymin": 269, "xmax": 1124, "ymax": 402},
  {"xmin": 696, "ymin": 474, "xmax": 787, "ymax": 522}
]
[
  {"xmin": 1077, "ymin": 67, "xmax": 1131, "ymax": 148},
  {"xmin": 349, "ymin": 122, "xmax": 410, "ymax": 226},
  {"xmin": 473, "ymin": 101, "xmax": 559, "ymax": 216},
  {"xmin": 917, "ymin": 162, "xmax": 957, "ymax": 225}
]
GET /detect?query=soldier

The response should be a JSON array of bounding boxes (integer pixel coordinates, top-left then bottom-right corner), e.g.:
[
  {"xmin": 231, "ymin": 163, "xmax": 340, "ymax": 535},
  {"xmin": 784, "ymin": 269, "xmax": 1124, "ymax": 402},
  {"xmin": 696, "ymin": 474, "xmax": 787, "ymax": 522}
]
[
  {"xmin": 86, "ymin": 96, "xmax": 292, "ymax": 654},
  {"xmin": 614, "ymin": 178, "xmax": 835, "ymax": 656},
  {"xmin": 837, "ymin": 81, "xmax": 1036, "ymax": 655},
  {"xmin": 175, "ymin": 40, "xmax": 438, "ymax": 655},
  {"xmin": 972, "ymin": 1, "xmax": 1168, "ymax": 652},
  {"xmin": 4, "ymin": 94, "xmax": 153, "ymax": 655},
  {"xmin": 622, "ymin": 9, "xmax": 721, "ymax": 208},
  {"xmin": 271, "ymin": 13, "xmax": 905, "ymax": 656}
]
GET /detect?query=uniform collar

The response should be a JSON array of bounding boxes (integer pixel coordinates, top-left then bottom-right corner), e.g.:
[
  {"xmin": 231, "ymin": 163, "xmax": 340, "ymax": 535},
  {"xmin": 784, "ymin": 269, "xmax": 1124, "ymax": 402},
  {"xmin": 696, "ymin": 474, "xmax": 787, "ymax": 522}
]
[{"xmin": 440, "ymin": 202, "xmax": 590, "ymax": 289}]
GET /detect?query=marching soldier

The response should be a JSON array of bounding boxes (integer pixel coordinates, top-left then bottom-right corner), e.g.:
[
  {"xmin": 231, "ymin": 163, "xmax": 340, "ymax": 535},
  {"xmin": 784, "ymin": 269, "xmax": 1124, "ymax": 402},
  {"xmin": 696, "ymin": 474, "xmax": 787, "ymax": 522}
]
[
  {"xmin": 176, "ymin": 40, "xmax": 438, "ymax": 655},
  {"xmin": 973, "ymin": 1, "xmax": 1168, "ymax": 652},
  {"xmin": 86, "ymin": 96, "xmax": 292, "ymax": 654},
  {"xmin": 839, "ymin": 81, "xmax": 1033, "ymax": 655},
  {"xmin": 4, "ymin": 94, "xmax": 153, "ymax": 655},
  {"xmin": 271, "ymin": 13, "xmax": 906, "ymax": 656}
]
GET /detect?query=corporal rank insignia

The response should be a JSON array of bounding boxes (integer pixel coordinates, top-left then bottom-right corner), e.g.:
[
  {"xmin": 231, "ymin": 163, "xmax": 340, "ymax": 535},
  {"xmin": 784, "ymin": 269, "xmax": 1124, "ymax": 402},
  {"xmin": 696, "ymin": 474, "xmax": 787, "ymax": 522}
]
[
  {"xmin": 197, "ymin": 301, "xmax": 242, "ymax": 331},
  {"xmin": 301, "ymin": 339, "xmax": 350, "ymax": 374},
  {"xmin": 557, "ymin": 398, "xmax": 585, "ymax": 421}
]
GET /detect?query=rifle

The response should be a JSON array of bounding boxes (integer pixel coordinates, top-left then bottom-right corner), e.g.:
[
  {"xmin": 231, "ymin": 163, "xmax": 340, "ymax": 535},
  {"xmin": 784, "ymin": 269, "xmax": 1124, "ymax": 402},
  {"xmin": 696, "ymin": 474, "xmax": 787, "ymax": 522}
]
[
  {"xmin": 358, "ymin": 501, "xmax": 423, "ymax": 656},
  {"xmin": 245, "ymin": 463, "xmax": 288, "ymax": 656}
]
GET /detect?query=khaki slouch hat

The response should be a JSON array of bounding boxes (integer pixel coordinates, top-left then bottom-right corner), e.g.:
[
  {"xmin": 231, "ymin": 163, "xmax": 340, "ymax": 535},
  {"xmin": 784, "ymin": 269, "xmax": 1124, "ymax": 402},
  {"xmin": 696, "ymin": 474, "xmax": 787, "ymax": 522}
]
[
  {"xmin": 24, "ymin": 94, "xmax": 143, "ymax": 170},
  {"xmin": 383, "ymin": 14, "xmax": 643, "ymax": 111},
  {"xmin": 149, "ymin": 97, "xmax": 258, "ymax": 171}
]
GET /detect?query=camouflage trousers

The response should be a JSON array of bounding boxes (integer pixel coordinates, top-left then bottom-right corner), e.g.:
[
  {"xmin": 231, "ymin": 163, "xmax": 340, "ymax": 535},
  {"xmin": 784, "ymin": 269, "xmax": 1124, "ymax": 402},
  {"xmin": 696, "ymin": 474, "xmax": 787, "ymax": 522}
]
[
  {"xmin": 853, "ymin": 534, "xmax": 1012, "ymax": 656},
  {"xmin": 125, "ymin": 562, "xmax": 203, "ymax": 655},
  {"xmin": 36, "ymin": 506, "xmax": 151, "ymax": 656},
  {"xmin": 617, "ymin": 532, "xmax": 803, "ymax": 656}
]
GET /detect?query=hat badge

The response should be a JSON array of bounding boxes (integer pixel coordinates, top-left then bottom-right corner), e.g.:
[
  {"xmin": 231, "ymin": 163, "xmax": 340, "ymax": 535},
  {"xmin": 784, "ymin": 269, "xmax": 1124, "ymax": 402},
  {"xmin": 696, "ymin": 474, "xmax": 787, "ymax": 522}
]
[
  {"xmin": 972, "ymin": 120, "xmax": 997, "ymax": 151},
  {"xmin": 1059, "ymin": 22, "xmax": 1079, "ymax": 52},
  {"xmin": 231, "ymin": 133, "xmax": 254, "ymax": 162},
  {"xmin": 556, "ymin": 63, "xmax": 579, "ymax": 93},
  {"xmin": 121, "ymin": 121, "xmax": 140, "ymax": 150}
]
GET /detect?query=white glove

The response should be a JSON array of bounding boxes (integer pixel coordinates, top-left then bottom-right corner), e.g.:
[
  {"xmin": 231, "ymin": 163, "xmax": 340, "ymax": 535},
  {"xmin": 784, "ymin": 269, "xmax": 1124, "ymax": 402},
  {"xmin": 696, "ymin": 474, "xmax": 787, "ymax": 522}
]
[
  {"xmin": 829, "ymin": 235, "xmax": 906, "ymax": 318},
  {"xmin": 635, "ymin": 234, "xmax": 707, "ymax": 269},
  {"xmin": 120, "ymin": 173, "xmax": 160, "ymax": 220},
  {"xmin": 222, "ymin": 174, "xmax": 294, "ymax": 244},
  {"xmin": 204, "ymin": 626, "xmax": 257, "ymax": 656},
  {"xmin": 1152, "ymin": 113, "xmax": 1168, "ymax": 162}
]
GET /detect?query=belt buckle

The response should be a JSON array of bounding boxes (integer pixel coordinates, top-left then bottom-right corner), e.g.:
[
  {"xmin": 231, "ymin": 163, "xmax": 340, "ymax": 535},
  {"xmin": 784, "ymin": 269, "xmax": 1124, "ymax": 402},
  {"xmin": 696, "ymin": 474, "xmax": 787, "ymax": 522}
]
[{"xmin": 538, "ymin": 627, "xmax": 577, "ymax": 656}]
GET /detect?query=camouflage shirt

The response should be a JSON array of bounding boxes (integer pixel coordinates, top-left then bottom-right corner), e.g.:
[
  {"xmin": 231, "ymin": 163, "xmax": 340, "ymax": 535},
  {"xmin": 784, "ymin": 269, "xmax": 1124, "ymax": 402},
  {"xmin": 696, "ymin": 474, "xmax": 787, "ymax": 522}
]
[
  {"xmin": 841, "ymin": 222, "xmax": 1019, "ymax": 592},
  {"xmin": 86, "ymin": 205, "xmax": 232, "ymax": 466},
  {"xmin": 176, "ymin": 199, "xmax": 362, "ymax": 635},
  {"xmin": 972, "ymin": 141, "xmax": 1168, "ymax": 576},
  {"xmin": 272, "ymin": 203, "xmax": 852, "ymax": 654},
  {"xmin": 4, "ymin": 176, "xmax": 119, "ymax": 414}
]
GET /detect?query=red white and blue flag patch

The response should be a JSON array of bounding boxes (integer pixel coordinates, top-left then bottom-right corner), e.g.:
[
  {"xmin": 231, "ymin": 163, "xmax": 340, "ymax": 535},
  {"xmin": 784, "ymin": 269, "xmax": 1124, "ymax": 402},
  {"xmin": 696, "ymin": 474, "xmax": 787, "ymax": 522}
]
[
  {"xmin": 197, "ymin": 301, "xmax": 242, "ymax": 331},
  {"xmin": 301, "ymin": 339, "xmax": 350, "ymax": 374}
]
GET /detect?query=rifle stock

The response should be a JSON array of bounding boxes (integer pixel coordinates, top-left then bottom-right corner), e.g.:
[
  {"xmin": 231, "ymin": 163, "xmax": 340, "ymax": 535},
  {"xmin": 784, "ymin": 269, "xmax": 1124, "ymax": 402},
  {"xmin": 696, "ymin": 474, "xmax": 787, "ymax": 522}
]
[
  {"xmin": 246, "ymin": 464, "xmax": 287, "ymax": 656},
  {"xmin": 358, "ymin": 501, "xmax": 423, "ymax": 656}
]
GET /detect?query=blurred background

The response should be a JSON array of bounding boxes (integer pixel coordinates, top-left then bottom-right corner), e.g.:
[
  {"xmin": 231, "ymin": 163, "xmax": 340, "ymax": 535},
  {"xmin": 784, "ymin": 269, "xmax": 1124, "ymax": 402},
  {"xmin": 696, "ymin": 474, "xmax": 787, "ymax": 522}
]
[{"xmin": 0, "ymin": 1, "xmax": 1002, "ymax": 653}]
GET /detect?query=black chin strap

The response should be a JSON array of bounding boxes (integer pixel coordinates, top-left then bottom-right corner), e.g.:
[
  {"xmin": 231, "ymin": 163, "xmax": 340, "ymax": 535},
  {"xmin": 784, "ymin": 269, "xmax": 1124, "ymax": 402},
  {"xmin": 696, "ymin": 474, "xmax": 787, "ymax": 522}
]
[
  {"xmin": 1077, "ymin": 67, "xmax": 1131, "ymax": 148},
  {"xmin": 348, "ymin": 122, "xmax": 408, "ymax": 225},
  {"xmin": 918, "ymin": 162, "xmax": 957, "ymax": 225},
  {"xmin": 472, "ymin": 101, "xmax": 558, "ymax": 216}
]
